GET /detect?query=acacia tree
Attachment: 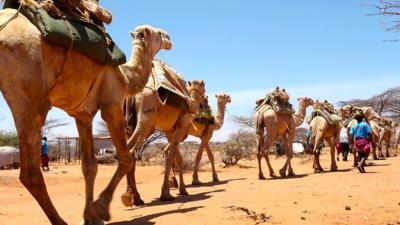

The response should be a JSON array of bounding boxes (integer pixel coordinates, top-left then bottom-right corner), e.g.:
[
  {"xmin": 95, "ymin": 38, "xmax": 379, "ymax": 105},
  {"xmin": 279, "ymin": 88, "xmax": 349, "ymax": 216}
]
[
  {"xmin": 339, "ymin": 87, "xmax": 400, "ymax": 119},
  {"xmin": 371, "ymin": 1, "xmax": 400, "ymax": 35},
  {"xmin": 222, "ymin": 129, "xmax": 255, "ymax": 166},
  {"xmin": 41, "ymin": 118, "xmax": 69, "ymax": 138}
]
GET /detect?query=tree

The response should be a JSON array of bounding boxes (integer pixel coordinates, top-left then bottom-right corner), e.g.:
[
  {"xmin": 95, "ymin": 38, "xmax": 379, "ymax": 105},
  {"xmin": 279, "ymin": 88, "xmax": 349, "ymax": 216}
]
[
  {"xmin": 339, "ymin": 87, "xmax": 400, "ymax": 119},
  {"xmin": 369, "ymin": 0, "xmax": 400, "ymax": 38},
  {"xmin": 135, "ymin": 129, "xmax": 166, "ymax": 160},
  {"xmin": 41, "ymin": 118, "xmax": 69, "ymax": 138},
  {"xmin": 0, "ymin": 131, "xmax": 18, "ymax": 147},
  {"xmin": 231, "ymin": 115, "xmax": 255, "ymax": 130},
  {"xmin": 222, "ymin": 129, "xmax": 255, "ymax": 166}
]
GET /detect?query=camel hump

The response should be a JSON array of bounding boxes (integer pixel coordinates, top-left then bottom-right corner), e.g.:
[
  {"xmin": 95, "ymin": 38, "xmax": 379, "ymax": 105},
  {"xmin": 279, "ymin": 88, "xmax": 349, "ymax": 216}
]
[{"xmin": 16, "ymin": 2, "xmax": 125, "ymax": 65}]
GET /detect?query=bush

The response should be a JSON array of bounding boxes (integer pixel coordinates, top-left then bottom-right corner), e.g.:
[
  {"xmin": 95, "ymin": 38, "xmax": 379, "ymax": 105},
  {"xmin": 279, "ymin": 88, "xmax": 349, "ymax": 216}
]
[
  {"xmin": 0, "ymin": 131, "xmax": 18, "ymax": 147},
  {"xmin": 222, "ymin": 129, "xmax": 255, "ymax": 166}
]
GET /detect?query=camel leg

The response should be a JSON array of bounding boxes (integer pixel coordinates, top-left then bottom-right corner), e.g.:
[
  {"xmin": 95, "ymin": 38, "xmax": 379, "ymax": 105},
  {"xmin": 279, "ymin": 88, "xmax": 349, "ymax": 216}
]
[
  {"xmin": 205, "ymin": 144, "xmax": 219, "ymax": 182},
  {"xmin": 263, "ymin": 132, "xmax": 278, "ymax": 178},
  {"xmin": 121, "ymin": 158, "xmax": 144, "ymax": 207},
  {"xmin": 2, "ymin": 64, "xmax": 66, "ymax": 224},
  {"xmin": 160, "ymin": 114, "xmax": 191, "ymax": 200},
  {"xmin": 75, "ymin": 117, "xmax": 104, "ymax": 225},
  {"xmin": 123, "ymin": 120, "xmax": 154, "ymax": 207},
  {"xmin": 385, "ymin": 139, "xmax": 391, "ymax": 157},
  {"xmin": 192, "ymin": 143, "xmax": 205, "ymax": 185},
  {"xmin": 281, "ymin": 134, "xmax": 295, "ymax": 177},
  {"xmin": 15, "ymin": 108, "xmax": 67, "ymax": 225},
  {"xmin": 256, "ymin": 131, "xmax": 266, "ymax": 180},
  {"xmin": 372, "ymin": 137, "xmax": 379, "ymax": 160},
  {"xmin": 313, "ymin": 135, "xmax": 324, "ymax": 173},
  {"xmin": 174, "ymin": 149, "xmax": 189, "ymax": 196},
  {"xmin": 90, "ymin": 105, "xmax": 133, "ymax": 221},
  {"xmin": 326, "ymin": 138, "xmax": 338, "ymax": 171}
]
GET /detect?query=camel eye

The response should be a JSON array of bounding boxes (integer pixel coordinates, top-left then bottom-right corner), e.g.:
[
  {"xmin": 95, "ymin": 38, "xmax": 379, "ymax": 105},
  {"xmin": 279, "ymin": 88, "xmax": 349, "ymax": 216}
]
[{"xmin": 136, "ymin": 32, "xmax": 145, "ymax": 39}]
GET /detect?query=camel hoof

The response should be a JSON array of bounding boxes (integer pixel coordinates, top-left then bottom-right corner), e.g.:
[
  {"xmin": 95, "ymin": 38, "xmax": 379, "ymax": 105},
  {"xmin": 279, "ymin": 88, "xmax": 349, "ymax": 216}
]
[
  {"xmin": 160, "ymin": 193, "xmax": 176, "ymax": 201},
  {"xmin": 91, "ymin": 199, "xmax": 111, "ymax": 222},
  {"xmin": 373, "ymin": 156, "xmax": 379, "ymax": 160},
  {"xmin": 213, "ymin": 176, "xmax": 219, "ymax": 182},
  {"xmin": 179, "ymin": 189, "xmax": 189, "ymax": 196},
  {"xmin": 386, "ymin": 154, "xmax": 390, "ymax": 158},
  {"xmin": 120, "ymin": 192, "xmax": 133, "ymax": 207},
  {"xmin": 192, "ymin": 180, "xmax": 202, "ymax": 186},
  {"xmin": 81, "ymin": 219, "xmax": 104, "ymax": 225},
  {"xmin": 288, "ymin": 171, "xmax": 296, "ymax": 177},
  {"xmin": 134, "ymin": 198, "xmax": 145, "ymax": 206},
  {"xmin": 314, "ymin": 168, "xmax": 323, "ymax": 173},
  {"xmin": 259, "ymin": 175, "xmax": 266, "ymax": 180},
  {"xmin": 279, "ymin": 169, "xmax": 286, "ymax": 177},
  {"xmin": 269, "ymin": 173, "xmax": 278, "ymax": 178},
  {"xmin": 331, "ymin": 167, "xmax": 338, "ymax": 172}
]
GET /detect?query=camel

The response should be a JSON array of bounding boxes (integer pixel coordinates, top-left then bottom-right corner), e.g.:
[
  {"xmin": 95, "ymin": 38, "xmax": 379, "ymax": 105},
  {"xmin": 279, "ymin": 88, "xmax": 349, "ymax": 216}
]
[
  {"xmin": 309, "ymin": 107, "xmax": 341, "ymax": 173},
  {"xmin": 121, "ymin": 62, "xmax": 206, "ymax": 206},
  {"xmin": 255, "ymin": 96, "xmax": 313, "ymax": 179},
  {"xmin": 0, "ymin": 5, "xmax": 172, "ymax": 224},
  {"xmin": 377, "ymin": 119, "xmax": 394, "ymax": 158},
  {"xmin": 189, "ymin": 93, "xmax": 231, "ymax": 185},
  {"xmin": 340, "ymin": 106, "xmax": 382, "ymax": 166},
  {"xmin": 396, "ymin": 127, "xmax": 400, "ymax": 149}
]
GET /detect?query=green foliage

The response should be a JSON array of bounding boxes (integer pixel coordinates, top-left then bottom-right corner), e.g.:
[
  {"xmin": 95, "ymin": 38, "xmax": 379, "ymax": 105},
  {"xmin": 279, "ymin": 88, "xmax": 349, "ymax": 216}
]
[
  {"xmin": 0, "ymin": 131, "xmax": 18, "ymax": 147},
  {"xmin": 222, "ymin": 129, "xmax": 255, "ymax": 166}
]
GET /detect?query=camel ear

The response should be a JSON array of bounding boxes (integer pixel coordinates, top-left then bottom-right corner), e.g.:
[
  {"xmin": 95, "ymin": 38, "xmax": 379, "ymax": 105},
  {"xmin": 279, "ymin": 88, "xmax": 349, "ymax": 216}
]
[
  {"xmin": 215, "ymin": 94, "xmax": 218, "ymax": 98},
  {"xmin": 188, "ymin": 81, "xmax": 192, "ymax": 86},
  {"xmin": 130, "ymin": 31, "xmax": 135, "ymax": 39}
]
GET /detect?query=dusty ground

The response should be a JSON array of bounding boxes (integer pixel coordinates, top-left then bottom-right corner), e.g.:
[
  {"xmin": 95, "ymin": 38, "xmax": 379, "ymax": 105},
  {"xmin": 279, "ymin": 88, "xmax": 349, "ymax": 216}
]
[{"xmin": 1, "ymin": 151, "xmax": 400, "ymax": 225}]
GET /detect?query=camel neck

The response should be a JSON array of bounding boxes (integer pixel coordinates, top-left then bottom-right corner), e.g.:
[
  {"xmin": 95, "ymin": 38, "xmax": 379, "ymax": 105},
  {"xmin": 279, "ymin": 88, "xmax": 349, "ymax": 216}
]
[
  {"xmin": 123, "ymin": 45, "xmax": 153, "ymax": 96},
  {"xmin": 214, "ymin": 102, "xmax": 227, "ymax": 130},
  {"xmin": 293, "ymin": 102, "xmax": 307, "ymax": 127}
]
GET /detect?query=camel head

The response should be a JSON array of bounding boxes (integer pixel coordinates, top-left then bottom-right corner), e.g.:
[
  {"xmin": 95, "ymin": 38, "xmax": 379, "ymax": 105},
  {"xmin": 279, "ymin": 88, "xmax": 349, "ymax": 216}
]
[
  {"xmin": 339, "ymin": 105, "xmax": 353, "ymax": 119},
  {"xmin": 215, "ymin": 93, "xmax": 231, "ymax": 106},
  {"xmin": 188, "ymin": 80, "xmax": 206, "ymax": 97},
  {"xmin": 131, "ymin": 25, "xmax": 172, "ymax": 56},
  {"xmin": 297, "ymin": 96, "xmax": 313, "ymax": 107},
  {"xmin": 361, "ymin": 107, "xmax": 379, "ymax": 121}
]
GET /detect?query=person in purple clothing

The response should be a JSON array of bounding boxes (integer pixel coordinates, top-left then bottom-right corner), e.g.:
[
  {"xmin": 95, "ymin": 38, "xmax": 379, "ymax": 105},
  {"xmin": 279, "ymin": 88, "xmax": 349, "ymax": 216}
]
[{"xmin": 349, "ymin": 114, "xmax": 372, "ymax": 173}]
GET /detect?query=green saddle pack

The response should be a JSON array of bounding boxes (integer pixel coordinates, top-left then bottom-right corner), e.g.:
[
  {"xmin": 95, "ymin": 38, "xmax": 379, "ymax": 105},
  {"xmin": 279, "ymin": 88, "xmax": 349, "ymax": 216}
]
[
  {"xmin": 20, "ymin": 6, "xmax": 126, "ymax": 66},
  {"xmin": 194, "ymin": 104, "xmax": 215, "ymax": 125}
]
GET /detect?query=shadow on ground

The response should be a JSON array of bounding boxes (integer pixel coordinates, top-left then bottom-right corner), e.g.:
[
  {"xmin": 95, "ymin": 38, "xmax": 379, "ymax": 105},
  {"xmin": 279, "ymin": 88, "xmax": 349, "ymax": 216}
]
[
  {"xmin": 108, "ymin": 206, "xmax": 204, "ymax": 225},
  {"xmin": 187, "ymin": 177, "xmax": 247, "ymax": 188},
  {"xmin": 124, "ymin": 189, "xmax": 225, "ymax": 210}
]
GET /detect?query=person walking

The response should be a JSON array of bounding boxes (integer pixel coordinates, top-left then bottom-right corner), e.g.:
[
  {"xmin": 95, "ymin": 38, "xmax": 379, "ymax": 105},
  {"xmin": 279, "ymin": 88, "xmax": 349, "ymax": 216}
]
[
  {"xmin": 336, "ymin": 127, "xmax": 350, "ymax": 161},
  {"xmin": 41, "ymin": 136, "xmax": 50, "ymax": 171},
  {"xmin": 349, "ymin": 114, "xmax": 372, "ymax": 173}
]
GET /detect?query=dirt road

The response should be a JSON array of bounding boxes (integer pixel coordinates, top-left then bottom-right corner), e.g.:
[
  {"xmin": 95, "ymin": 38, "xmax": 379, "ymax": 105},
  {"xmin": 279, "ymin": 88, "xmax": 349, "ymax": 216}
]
[{"xmin": 1, "ymin": 153, "xmax": 399, "ymax": 225}]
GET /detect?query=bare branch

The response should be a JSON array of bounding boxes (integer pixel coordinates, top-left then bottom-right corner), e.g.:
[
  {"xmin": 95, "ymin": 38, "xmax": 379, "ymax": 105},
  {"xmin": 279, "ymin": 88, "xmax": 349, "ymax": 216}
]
[
  {"xmin": 41, "ymin": 118, "xmax": 69, "ymax": 137},
  {"xmin": 231, "ymin": 115, "xmax": 255, "ymax": 130}
]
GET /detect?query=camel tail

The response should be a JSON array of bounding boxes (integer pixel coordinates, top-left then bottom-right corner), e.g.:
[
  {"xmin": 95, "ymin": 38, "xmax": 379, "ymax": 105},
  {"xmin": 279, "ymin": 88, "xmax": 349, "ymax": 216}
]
[{"xmin": 124, "ymin": 96, "xmax": 138, "ymax": 133}]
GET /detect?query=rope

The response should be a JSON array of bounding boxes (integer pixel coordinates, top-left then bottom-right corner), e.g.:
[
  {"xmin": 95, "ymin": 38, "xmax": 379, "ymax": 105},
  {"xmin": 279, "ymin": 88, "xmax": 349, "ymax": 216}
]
[{"xmin": 0, "ymin": 4, "xmax": 22, "ymax": 32}]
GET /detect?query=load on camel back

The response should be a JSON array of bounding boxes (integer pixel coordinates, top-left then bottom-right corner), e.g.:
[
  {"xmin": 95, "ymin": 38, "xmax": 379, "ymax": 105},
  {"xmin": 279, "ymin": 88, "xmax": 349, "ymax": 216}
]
[
  {"xmin": 150, "ymin": 60, "xmax": 214, "ymax": 125},
  {"xmin": 3, "ymin": 0, "xmax": 126, "ymax": 65},
  {"xmin": 306, "ymin": 100, "xmax": 342, "ymax": 125},
  {"xmin": 255, "ymin": 87, "xmax": 295, "ymax": 115},
  {"xmin": 145, "ymin": 59, "xmax": 207, "ymax": 115}
]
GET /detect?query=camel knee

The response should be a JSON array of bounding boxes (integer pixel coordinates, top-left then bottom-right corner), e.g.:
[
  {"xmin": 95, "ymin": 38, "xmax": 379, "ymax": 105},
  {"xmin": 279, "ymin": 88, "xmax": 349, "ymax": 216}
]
[
  {"xmin": 20, "ymin": 167, "xmax": 44, "ymax": 190},
  {"xmin": 117, "ymin": 154, "xmax": 133, "ymax": 174}
]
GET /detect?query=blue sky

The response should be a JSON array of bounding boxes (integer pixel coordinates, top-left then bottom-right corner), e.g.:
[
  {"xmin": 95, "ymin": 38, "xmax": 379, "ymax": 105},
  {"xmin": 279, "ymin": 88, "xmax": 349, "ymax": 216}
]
[{"xmin": 0, "ymin": 1, "xmax": 399, "ymax": 141}]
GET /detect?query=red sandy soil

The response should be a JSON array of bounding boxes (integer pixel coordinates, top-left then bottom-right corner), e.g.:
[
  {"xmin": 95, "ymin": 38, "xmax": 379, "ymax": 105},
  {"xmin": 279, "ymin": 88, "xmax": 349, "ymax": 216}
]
[{"xmin": 1, "ymin": 152, "xmax": 400, "ymax": 225}]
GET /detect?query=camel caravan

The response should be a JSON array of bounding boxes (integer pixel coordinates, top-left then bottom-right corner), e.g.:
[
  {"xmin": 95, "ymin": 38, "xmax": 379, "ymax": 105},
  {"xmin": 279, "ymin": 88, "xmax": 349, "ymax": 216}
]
[{"xmin": 0, "ymin": 1, "xmax": 399, "ymax": 225}]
